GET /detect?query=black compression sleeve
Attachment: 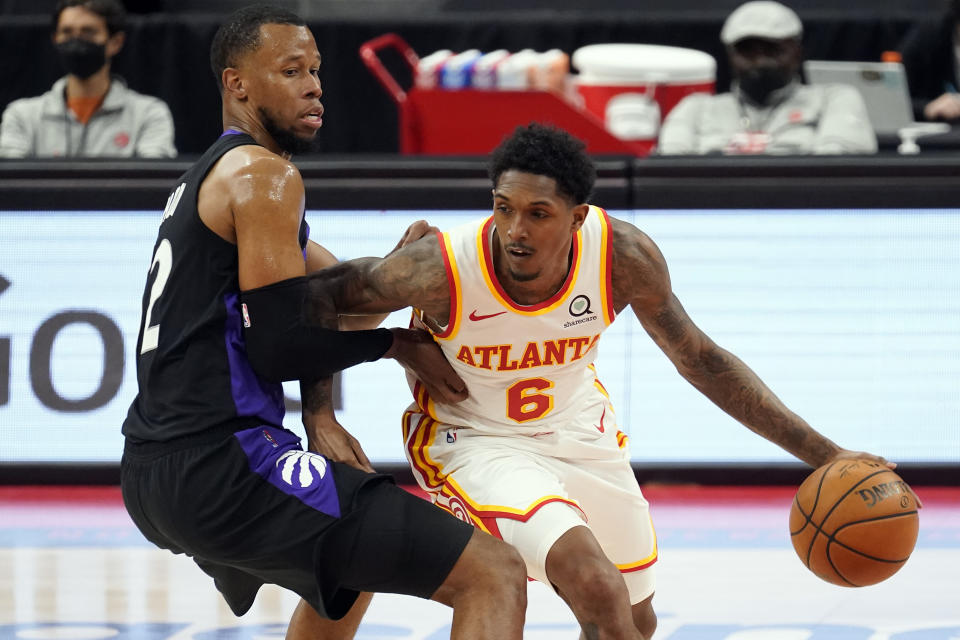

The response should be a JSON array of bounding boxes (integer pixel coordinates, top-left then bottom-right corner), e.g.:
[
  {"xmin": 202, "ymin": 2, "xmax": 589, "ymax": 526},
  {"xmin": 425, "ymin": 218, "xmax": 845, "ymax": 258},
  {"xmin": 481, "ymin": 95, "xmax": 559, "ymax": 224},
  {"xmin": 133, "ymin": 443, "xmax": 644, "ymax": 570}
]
[{"xmin": 240, "ymin": 276, "xmax": 393, "ymax": 383}]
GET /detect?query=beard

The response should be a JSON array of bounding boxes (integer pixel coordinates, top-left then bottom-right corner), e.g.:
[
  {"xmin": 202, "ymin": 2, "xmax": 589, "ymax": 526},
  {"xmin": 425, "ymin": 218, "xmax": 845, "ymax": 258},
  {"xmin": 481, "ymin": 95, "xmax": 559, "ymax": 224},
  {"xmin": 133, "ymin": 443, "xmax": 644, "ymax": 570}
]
[
  {"xmin": 259, "ymin": 106, "xmax": 320, "ymax": 156},
  {"xmin": 507, "ymin": 267, "xmax": 540, "ymax": 282}
]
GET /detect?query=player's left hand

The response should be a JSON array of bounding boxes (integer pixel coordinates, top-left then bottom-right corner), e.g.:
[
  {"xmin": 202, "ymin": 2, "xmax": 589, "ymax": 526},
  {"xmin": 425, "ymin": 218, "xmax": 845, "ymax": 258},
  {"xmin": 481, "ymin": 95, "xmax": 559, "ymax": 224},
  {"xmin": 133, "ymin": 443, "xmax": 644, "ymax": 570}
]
[
  {"xmin": 384, "ymin": 327, "xmax": 468, "ymax": 404},
  {"xmin": 388, "ymin": 220, "xmax": 439, "ymax": 255},
  {"xmin": 824, "ymin": 448, "xmax": 895, "ymax": 470},
  {"xmin": 304, "ymin": 413, "xmax": 374, "ymax": 473},
  {"xmin": 824, "ymin": 449, "xmax": 923, "ymax": 508}
]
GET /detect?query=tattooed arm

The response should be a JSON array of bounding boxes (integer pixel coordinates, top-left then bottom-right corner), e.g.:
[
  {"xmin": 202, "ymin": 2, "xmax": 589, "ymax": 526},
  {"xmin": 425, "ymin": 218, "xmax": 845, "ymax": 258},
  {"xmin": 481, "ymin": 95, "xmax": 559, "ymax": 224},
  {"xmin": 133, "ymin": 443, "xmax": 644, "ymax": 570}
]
[
  {"xmin": 609, "ymin": 217, "xmax": 892, "ymax": 469},
  {"xmin": 307, "ymin": 232, "xmax": 453, "ymax": 325},
  {"xmin": 307, "ymin": 232, "xmax": 467, "ymax": 404}
]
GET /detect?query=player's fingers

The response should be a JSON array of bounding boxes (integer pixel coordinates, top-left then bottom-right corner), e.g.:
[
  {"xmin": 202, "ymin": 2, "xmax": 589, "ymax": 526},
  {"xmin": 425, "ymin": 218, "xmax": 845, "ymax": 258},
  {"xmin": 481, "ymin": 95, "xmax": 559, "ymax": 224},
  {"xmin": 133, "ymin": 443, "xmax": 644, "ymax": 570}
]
[
  {"xmin": 422, "ymin": 380, "xmax": 458, "ymax": 405},
  {"xmin": 400, "ymin": 220, "xmax": 435, "ymax": 247},
  {"xmin": 351, "ymin": 441, "xmax": 375, "ymax": 473},
  {"xmin": 444, "ymin": 375, "xmax": 468, "ymax": 401}
]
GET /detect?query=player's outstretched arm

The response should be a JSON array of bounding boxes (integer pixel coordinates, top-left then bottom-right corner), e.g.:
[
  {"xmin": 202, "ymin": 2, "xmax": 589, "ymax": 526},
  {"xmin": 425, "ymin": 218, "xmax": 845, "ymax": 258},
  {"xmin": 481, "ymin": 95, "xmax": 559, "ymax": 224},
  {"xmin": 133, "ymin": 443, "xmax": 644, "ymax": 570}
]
[
  {"xmin": 307, "ymin": 231, "xmax": 452, "ymax": 320},
  {"xmin": 307, "ymin": 233, "xmax": 467, "ymax": 404},
  {"xmin": 305, "ymin": 220, "xmax": 440, "ymax": 331},
  {"xmin": 610, "ymin": 218, "xmax": 891, "ymax": 470}
]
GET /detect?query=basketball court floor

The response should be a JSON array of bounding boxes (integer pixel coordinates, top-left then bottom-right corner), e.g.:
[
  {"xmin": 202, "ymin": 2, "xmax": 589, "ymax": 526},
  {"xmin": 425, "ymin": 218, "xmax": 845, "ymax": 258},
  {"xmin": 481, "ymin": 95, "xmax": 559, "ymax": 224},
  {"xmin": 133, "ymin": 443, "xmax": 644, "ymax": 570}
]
[{"xmin": 1, "ymin": 484, "xmax": 958, "ymax": 639}]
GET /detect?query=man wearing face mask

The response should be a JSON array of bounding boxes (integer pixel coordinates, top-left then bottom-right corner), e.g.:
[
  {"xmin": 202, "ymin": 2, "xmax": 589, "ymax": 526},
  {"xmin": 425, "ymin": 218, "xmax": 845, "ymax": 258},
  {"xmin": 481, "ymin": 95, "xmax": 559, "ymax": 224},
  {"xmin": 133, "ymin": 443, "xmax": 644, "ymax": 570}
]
[
  {"xmin": 0, "ymin": 0, "xmax": 176, "ymax": 158},
  {"xmin": 658, "ymin": 0, "xmax": 877, "ymax": 155}
]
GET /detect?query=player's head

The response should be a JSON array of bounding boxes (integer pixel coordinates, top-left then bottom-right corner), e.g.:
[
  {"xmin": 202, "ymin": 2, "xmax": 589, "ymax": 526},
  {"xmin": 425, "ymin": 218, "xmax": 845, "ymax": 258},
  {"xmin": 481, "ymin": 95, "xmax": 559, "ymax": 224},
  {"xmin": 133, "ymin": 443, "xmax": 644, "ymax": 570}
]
[
  {"xmin": 721, "ymin": 1, "xmax": 802, "ymax": 105},
  {"xmin": 488, "ymin": 123, "xmax": 595, "ymax": 283},
  {"xmin": 51, "ymin": 0, "xmax": 126, "ymax": 80},
  {"xmin": 210, "ymin": 4, "xmax": 323, "ymax": 155}
]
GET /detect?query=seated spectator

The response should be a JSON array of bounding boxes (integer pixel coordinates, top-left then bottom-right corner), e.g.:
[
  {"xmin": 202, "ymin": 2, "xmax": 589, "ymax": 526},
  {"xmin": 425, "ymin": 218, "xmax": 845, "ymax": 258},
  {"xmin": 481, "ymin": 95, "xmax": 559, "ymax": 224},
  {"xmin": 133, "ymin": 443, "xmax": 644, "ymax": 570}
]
[
  {"xmin": 658, "ymin": 0, "xmax": 877, "ymax": 155},
  {"xmin": 899, "ymin": 0, "xmax": 960, "ymax": 123},
  {"xmin": 0, "ymin": 0, "xmax": 176, "ymax": 158}
]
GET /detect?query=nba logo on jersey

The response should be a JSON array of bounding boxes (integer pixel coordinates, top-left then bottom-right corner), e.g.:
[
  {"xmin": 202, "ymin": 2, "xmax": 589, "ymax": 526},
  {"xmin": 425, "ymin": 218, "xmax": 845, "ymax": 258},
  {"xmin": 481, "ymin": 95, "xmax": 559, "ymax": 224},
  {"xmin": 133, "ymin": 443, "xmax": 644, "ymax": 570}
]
[
  {"xmin": 446, "ymin": 430, "xmax": 457, "ymax": 444},
  {"xmin": 241, "ymin": 303, "xmax": 251, "ymax": 328}
]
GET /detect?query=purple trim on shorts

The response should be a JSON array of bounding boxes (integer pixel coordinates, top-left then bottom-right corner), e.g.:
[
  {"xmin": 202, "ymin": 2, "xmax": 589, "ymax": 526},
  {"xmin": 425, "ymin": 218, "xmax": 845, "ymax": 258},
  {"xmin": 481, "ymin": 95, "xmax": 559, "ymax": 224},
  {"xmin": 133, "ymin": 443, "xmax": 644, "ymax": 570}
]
[
  {"xmin": 223, "ymin": 292, "xmax": 285, "ymax": 426},
  {"xmin": 234, "ymin": 426, "xmax": 341, "ymax": 517}
]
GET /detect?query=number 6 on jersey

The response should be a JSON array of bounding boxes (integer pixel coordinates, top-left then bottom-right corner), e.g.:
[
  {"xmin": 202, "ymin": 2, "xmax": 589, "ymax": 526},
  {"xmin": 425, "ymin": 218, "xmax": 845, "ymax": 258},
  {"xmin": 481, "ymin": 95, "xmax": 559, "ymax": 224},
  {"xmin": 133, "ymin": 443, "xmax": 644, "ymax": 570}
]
[{"xmin": 506, "ymin": 377, "xmax": 554, "ymax": 423}]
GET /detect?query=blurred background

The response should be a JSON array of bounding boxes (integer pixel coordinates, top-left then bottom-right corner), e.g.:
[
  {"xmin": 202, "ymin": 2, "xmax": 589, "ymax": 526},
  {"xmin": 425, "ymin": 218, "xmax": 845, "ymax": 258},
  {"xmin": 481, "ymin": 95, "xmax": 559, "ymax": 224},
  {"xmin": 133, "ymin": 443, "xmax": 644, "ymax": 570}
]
[{"xmin": 0, "ymin": 0, "xmax": 958, "ymax": 484}]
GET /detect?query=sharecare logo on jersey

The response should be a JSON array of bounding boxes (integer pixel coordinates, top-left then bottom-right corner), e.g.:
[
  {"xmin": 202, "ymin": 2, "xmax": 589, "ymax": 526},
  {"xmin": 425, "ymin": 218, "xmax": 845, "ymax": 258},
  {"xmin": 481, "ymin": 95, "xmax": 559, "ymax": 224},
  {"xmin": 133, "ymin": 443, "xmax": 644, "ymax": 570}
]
[
  {"xmin": 276, "ymin": 450, "xmax": 328, "ymax": 487},
  {"xmin": 563, "ymin": 315, "xmax": 597, "ymax": 329},
  {"xmin": 241, "ymin": 303, "xmax": 251, "ymax": 328},
  {"xmin": 568, "ymin": 295, "xmax": 593, "ymax": 317}
]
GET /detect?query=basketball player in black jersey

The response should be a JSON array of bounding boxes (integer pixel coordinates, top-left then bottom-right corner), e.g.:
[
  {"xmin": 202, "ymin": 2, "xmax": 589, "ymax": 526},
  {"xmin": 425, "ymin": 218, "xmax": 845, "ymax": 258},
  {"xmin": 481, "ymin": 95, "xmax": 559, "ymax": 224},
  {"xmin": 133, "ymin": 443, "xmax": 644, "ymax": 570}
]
[{"xmin": 120, "ymin": 5, "xmax": 527, "ymax": 639}]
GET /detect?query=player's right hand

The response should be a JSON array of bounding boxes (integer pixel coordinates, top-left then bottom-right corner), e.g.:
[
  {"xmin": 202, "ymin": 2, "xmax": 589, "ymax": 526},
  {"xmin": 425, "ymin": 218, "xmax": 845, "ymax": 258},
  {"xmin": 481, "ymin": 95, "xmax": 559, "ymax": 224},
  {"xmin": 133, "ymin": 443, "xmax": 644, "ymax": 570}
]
[
  {"xmin": 304, "ymin": 412, "xmax": 375, "ymax": 473},
  {"xmin": 387, "ymin": 219, "xmax": 440, "ymax": 255},
  {"xmin": 384, "ymin": 327, "xmax": 468, "ymax": 404}
]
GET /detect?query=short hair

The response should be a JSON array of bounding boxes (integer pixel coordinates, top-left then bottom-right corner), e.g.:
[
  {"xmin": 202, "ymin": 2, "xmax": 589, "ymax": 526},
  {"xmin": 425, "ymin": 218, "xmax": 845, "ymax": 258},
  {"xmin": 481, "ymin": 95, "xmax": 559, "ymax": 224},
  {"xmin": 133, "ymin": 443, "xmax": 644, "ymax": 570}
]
[
  {"xmin": 489, "ymin": 123, "xmax": 596, "ymax": 205},
  {"xmin": 52, "ymin": 0, "xmax": 127, "ymax": 36},
  {"xmin": 210, "ymin": 4, "xmax": 306, "ymax": 90}
]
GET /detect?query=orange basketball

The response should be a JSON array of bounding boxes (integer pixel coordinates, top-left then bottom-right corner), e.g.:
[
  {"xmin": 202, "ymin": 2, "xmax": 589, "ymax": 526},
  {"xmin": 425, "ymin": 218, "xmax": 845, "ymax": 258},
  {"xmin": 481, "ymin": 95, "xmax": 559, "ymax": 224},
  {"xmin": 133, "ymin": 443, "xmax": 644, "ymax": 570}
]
[{"xmin": 789, "ymin": 459, "xmax": 919, "ymax": 587}]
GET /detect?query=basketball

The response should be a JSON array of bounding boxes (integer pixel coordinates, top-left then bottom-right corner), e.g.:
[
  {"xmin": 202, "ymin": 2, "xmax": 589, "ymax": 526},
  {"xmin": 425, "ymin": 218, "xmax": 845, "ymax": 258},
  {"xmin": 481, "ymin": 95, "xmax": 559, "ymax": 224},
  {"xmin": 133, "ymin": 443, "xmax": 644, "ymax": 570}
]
[{"xmin": 789, "ymin": 459, "xmax": 919, "ymax": 587}]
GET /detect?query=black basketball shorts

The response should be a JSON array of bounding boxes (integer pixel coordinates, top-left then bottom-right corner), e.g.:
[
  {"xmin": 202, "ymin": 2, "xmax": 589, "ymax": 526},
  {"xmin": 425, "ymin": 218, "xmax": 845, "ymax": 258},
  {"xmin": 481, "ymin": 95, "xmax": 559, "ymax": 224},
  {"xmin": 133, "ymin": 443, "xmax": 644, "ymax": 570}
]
[{"xmin": 121, "ymin": 424, "xmax": 474, "ymax": 619}]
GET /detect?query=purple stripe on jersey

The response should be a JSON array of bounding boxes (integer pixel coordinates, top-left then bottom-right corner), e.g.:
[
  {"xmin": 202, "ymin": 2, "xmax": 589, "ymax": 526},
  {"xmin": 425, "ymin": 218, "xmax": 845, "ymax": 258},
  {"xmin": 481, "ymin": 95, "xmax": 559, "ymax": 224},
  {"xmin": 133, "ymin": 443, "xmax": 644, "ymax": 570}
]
[
  {"xmin": 219, "ymin": 128, "xmax": 245, "ymax": 137},
  {"xmin": 223, "ymin": 292, "xmax": 285, "ymax": 426},
  {"xmin": 234, "ymin": 426, "xmax": 341, "ymax": 517}
]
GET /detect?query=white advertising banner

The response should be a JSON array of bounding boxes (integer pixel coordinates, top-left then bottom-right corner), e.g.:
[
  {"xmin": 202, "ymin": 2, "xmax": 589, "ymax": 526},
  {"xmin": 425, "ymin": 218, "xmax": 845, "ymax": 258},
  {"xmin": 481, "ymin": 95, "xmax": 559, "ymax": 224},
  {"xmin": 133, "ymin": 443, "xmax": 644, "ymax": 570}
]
[{"xmin": 1, "ymin": 209, "xmax": 957, "ymax": 464}]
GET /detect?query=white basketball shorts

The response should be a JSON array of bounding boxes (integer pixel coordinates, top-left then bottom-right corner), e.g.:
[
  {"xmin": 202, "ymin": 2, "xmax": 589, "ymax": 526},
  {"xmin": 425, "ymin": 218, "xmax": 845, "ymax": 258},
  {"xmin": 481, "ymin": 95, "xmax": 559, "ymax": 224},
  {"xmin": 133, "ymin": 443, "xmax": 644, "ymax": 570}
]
[{"xmin": 402, "ymin": 410, "xmax": 657, "ymax": 604}]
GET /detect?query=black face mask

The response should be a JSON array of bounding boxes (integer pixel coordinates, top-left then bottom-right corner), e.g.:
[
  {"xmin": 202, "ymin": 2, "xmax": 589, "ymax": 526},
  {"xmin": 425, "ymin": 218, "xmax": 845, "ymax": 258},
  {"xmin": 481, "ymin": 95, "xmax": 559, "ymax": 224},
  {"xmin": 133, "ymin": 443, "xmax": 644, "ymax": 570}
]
[
  {"xmin": 737, "ymin": 66, "xmax": 794, "ymax": 106},
  {"xmin": 55, "ymin": 38, "xmax": 107, "ymax": 79}
]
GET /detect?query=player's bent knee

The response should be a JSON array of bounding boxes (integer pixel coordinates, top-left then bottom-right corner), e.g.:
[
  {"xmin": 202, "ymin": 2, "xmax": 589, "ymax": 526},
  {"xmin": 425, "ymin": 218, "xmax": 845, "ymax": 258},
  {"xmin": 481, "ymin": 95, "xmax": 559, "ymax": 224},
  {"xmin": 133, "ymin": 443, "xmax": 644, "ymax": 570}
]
[
  {"xmin": 433, "ymin": 529, "xmax": 526, "ymax": 607},
  {"xmin": 568, "ymin": 561, "xmax": 627, "ymax": 604},
  {"xmin": 548, "ymin": 547, "xmax": 626, "ymax": 606},
  {"xmin": 632, "ymin": 594, "xmax": 657, "ymax": 639}
]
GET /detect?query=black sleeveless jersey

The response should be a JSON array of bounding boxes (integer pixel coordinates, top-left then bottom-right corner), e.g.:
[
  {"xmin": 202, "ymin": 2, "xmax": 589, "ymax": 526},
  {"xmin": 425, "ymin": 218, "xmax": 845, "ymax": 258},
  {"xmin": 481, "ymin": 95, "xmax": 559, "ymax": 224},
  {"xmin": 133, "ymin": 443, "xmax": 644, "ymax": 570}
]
[{"xmin": 122, "ymin": 131, "xmax": 308, "ymax": 442}]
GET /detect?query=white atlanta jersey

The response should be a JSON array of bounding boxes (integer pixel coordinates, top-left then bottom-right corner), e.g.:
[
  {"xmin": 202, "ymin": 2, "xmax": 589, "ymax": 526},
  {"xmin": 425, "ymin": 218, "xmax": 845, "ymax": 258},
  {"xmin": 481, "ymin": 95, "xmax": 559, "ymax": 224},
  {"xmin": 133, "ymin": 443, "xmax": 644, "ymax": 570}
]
[{"xmin": 406, "ymin": 205, "xmax": 622, "ymax": 441}]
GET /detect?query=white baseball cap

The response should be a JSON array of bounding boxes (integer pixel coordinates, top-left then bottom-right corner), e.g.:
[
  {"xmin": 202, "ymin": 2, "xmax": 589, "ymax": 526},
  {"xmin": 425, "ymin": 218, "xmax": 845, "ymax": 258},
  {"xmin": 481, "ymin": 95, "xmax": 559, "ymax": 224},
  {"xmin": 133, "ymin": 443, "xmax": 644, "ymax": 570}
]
[{"xmin": 720, "ymin": 1, "xmax": 803, "ymax": 45}]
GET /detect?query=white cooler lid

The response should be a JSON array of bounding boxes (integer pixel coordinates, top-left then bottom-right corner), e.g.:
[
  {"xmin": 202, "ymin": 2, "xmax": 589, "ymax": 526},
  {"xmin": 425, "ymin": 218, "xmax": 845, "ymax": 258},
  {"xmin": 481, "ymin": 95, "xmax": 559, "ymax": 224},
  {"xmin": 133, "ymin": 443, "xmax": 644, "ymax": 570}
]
[{"xmin": 572, "ymin": 44, "xmax": 716, "ymax": 84}]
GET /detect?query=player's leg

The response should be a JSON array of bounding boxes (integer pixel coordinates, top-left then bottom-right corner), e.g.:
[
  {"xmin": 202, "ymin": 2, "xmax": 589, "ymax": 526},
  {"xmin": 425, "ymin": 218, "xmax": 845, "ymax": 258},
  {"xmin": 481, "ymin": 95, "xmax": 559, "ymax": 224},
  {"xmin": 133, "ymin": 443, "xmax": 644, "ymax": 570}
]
[
  {"xmin": 548, "ymin": 441, "xmax": 658, "ymax": 639},
  {"xmin": 429, "ymin": 528, "xmax": 527, "ymax": 639},
  {"xmin": 544, "ymin": 525, "xmax": 645, "ymax": 640},
  {"xmin": 319, "ymin": 465, "xmax": 527, "ymax": 640},
  {"xmin": 419, "ymin": 436, "xmax": 637, "ymax": 638},
  {"xmin": 631, "ymin": 594, "xmax": 656, "ymax": 640},
  {"xmin": 285, "ymin": 593, "xmax": 372, "ymax": 640}
]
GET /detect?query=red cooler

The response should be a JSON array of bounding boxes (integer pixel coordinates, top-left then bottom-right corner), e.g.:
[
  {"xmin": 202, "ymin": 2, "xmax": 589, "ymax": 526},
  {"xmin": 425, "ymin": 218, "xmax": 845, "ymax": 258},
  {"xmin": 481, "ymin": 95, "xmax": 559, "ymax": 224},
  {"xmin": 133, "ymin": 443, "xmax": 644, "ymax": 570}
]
[{"xmin": 573, "ymin": 44, "xmax": 716, "ymax": 153}]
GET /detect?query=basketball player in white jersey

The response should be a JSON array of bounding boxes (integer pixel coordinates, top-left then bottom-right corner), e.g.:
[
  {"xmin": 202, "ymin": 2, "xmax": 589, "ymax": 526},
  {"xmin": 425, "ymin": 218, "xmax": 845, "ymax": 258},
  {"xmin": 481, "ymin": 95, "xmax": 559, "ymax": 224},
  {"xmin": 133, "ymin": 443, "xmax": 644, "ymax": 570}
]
[{"xmin": 311, "ymin": 123, "xmax": 893, "ymax": 639}]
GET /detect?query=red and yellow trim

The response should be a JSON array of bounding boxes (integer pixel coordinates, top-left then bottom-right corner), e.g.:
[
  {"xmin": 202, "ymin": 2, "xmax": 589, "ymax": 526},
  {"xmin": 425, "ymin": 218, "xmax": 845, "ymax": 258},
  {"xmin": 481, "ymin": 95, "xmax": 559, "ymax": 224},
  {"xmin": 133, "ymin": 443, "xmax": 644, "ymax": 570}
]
[
  {"xmin": 430, "ymin": 230, "xmax": 462, "ymax": 340},
  {"xmin": 615, "ymin": 430, "xmax": 629, "ymax": 449},
  {"xmin": 410, "ymin": 379, "xmax": 438, "ymax": 420},
  {"xmin": 616, "ymin": 521, "xmax": 658, "ymax": 573},
  {"xmin": 476, "ymin": 216, "xmax": 582, "ymax": 315},
  {"xmin": 595, "ymin": 206, "xmax": 617, "ymax": 326},
  {"xmin": 441, "ymin": 474, "xmax": 587, "ymax": 525},
  {"xmin": 402, "ymin": 410, "xmax": 445, "ymax": 490}
]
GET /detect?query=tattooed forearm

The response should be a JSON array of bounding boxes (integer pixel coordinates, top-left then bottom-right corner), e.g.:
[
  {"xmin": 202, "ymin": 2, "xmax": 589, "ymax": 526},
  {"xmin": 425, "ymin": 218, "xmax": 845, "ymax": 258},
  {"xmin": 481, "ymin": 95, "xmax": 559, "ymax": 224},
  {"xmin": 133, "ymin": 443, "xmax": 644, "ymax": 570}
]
[
  {"xmin": 300, "ymin": 377, "xmax": 334, "ymax": 415},
  {"xmin": 306, "ymin": 234, "xmax": 453, "ymax": 319},
  {"xmin": 677, "ymin": 336, "xmax": 840, "ymax": 467},
  {"xmin": 611, "ymin": 218, "xmax": 840, "ymax": 468}
]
